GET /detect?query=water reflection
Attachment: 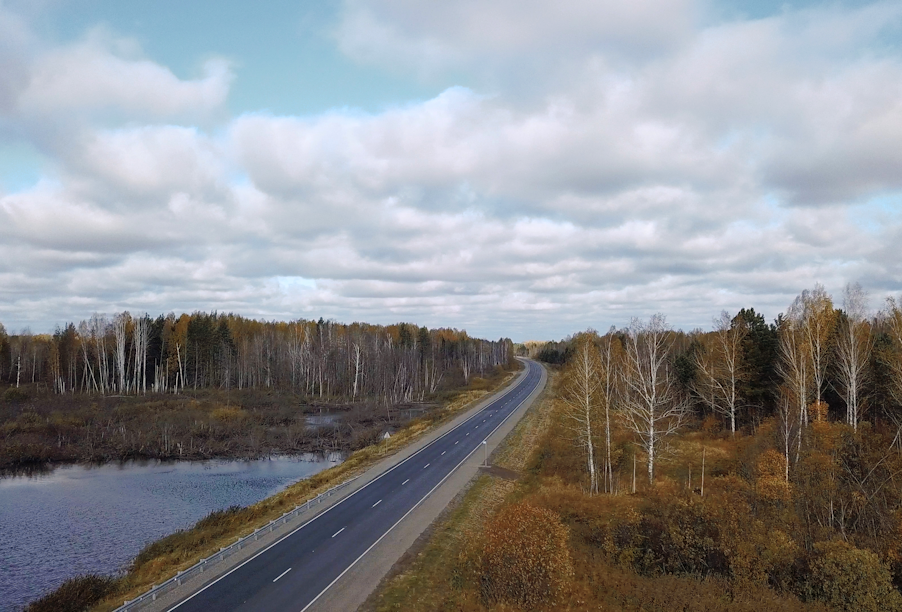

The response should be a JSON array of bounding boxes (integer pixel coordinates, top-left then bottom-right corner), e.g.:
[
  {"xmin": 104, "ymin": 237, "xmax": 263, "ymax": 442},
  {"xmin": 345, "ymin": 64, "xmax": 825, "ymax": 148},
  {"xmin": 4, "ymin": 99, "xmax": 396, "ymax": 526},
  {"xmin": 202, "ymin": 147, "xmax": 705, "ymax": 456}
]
[{"xmin": 0, "ymin": 454, "xmax": 342, "ymax": 611}]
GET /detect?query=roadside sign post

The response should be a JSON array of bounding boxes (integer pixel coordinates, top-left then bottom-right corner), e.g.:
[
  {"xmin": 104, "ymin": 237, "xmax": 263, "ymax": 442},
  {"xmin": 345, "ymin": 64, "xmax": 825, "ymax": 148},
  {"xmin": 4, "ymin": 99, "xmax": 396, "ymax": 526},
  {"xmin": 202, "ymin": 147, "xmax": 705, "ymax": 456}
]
[{"xmin": 482, "ymin": 440, "xmax": 488, "ymax": 466}]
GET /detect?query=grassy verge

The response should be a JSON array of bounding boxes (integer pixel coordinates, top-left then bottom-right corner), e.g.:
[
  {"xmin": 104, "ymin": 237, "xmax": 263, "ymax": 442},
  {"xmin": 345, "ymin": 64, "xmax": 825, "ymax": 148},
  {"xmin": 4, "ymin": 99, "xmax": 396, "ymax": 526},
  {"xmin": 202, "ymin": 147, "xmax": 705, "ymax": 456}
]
[{"xmin": 23, "ymin": 364, "xmax": 522, "ymax": 612}]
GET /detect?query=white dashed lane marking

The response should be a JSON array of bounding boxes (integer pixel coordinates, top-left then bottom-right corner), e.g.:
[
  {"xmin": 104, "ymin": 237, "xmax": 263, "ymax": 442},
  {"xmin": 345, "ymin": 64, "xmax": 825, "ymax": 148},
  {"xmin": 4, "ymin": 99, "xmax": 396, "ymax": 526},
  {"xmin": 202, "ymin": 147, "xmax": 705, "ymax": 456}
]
[{"xmin": 273, "ymin": 568, "xmax": 291, "ymax": 583}]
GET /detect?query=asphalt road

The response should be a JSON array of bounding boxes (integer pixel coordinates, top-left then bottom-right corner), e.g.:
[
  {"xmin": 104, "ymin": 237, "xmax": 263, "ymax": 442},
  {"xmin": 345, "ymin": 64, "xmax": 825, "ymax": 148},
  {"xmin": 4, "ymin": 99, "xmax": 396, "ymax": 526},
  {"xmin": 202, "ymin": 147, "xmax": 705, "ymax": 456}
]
[{"xmin": 167, "ymin": 359, "xmax": 544, "ymax": 612}]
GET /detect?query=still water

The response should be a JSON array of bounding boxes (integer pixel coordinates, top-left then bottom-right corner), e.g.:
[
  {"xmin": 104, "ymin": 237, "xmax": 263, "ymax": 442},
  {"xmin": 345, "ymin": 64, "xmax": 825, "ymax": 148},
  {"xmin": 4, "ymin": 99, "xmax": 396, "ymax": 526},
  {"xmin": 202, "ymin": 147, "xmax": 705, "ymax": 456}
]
[{"xmin": 0, "ymin": 455, "xmax": 342, "ymax": 611}]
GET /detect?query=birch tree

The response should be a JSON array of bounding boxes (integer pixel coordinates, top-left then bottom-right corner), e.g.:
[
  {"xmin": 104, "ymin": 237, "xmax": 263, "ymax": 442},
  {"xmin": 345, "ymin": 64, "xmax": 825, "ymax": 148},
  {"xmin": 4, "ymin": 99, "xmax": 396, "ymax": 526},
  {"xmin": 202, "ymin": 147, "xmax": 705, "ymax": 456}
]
[
  {"xmin": 778, "ymin": 314, "xmax": 810, "ymax": 463},
  {"xmin": 835, "ymin": 283, "xmax": 873, "ymax": 431},
  {"xmin": 780, "ymin": 306, "xmax": 812, "ymax": 427},
  {"xmin": 560, "ymin": 332, "xmax": 602, "ymax": 494},
  {"xmin": 884, "ymin": 297, "xmax": 902, "ymax": 413},
  {"xmin": 113, "ymin": 312, "xmax": 129, "ymax": 393},
  {"xmin": 620, "ymin": 314, "xmax": 689, "ymax": 485},
  {"xmin": 89, "ymin": 314, "xmax": 110, "ymax": 394},
  {"xmin": 598, "ymin": 328, "xmax": 622, "ymax": 493},
  {"xmin": 798, "ymin": 285, "xmax": 836, "ymax": 417},
  {"xmin": 692, "ymin": 311, "xmax": 747, "ymax": 435},
  {"xmin": 777, "ymin": 391, "xmax": 800, "ymax": 482},
  {"xmin": 0, "ymin": 322, "xmax": 8, "ymax": 382},
  {"xmin": 132, "ymin": 314, "xmax": 150, "ymax": 394}
]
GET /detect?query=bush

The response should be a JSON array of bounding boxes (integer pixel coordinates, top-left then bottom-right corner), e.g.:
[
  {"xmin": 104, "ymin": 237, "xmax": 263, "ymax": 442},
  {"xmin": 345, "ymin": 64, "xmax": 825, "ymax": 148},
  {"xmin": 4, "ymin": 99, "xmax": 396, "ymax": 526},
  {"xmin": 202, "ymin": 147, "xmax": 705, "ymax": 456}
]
[
  {"xmin": 756, "ymin": 449, "xmax": 791, "ymax": 504},
  {"xmin": 479, "ymin": 502, "xmax": 573, "ymax": 609},
  {"xmin": 25, "ymin": 574, "xmax": 118, "ymax": 612},
  {"xmin": 626, "ymin": 496, "xmax": 732, "ymax": 577},
  {"xmin": 805, "ymin": 540, "xmax": 902, "ymax": 612}
]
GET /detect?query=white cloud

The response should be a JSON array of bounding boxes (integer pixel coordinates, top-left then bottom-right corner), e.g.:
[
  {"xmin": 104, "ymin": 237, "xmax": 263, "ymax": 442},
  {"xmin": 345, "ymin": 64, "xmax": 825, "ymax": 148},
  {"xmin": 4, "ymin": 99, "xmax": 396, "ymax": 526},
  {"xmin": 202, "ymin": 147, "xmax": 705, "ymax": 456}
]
[
  {"xmin": 1, "ymin": 1, "xmax": 902, "ymax": 339},
  {"xmin": 17, "ymin": 32, "xmax": 231, "ymax": 121},
  {"xmin": 336, "ymin": 0, "xmax": 698, "ymax": 80}
]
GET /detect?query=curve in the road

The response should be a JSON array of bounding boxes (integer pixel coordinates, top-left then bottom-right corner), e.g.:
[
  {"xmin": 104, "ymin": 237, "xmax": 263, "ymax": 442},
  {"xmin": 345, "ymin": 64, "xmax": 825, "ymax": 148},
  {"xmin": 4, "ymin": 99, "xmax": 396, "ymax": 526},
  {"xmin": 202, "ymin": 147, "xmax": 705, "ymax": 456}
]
[{"xmin": 167, "ymin": 359, "xmax": 544, "ymax": 612}]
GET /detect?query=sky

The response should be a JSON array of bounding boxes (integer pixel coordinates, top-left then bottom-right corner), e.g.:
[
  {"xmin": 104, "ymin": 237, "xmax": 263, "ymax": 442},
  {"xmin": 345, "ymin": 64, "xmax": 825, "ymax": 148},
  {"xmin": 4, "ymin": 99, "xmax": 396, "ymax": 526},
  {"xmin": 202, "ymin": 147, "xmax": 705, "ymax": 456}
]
[{"xmin": 1, "ymin": 0, "xmax": 901, "ymax": 341}]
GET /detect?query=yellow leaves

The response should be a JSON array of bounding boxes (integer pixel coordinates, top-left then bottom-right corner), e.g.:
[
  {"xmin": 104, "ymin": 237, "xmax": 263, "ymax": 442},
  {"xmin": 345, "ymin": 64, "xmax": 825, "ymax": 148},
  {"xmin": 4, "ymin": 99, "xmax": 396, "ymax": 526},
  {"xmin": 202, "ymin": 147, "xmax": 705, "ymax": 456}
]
[
  {"xmin": 757, "ymin": 448, "xmax": 786, "ymax": 479},
  {"xmin": 478, "ymin": 502, "xmax": 573, "ymax": 609},
  {"xmin": 809, "ymin": 400, "xmax": 829, "ymax": 422},
  {"xmin": 756, "ymin": 449, "xmax": 791, "ymax": 504},
  {"xmin": 808, "ymin": 540, "xmax": 902, "ymax": 612}
]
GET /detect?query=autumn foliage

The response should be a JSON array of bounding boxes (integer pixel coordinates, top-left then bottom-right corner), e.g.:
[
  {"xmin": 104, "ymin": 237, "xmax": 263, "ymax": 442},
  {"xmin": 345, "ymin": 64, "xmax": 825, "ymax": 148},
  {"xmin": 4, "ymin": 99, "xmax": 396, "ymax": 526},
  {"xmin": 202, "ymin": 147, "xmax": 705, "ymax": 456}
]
[{"xmin": 477, "ymin": 502, "xmax": 573, "ymax": 609}]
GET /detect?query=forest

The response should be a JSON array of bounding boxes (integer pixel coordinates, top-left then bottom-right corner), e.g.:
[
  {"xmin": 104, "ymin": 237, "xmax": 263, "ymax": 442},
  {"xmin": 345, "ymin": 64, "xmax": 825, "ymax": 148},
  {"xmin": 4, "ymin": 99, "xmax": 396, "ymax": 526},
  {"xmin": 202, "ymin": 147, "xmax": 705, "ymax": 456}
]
[
  {"xmin": 462, "ymin": 282, "xmax": 902, "ymax": 611},
  {"xmin": 0, "ymin": 312, "xmax": 514, "ymax": 471}
]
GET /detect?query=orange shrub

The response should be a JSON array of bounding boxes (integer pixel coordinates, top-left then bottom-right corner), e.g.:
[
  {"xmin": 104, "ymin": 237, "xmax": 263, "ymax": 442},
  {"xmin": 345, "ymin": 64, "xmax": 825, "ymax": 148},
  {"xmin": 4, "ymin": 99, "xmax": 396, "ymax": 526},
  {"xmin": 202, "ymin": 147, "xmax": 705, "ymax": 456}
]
[
  {"xmin": 756, "ymin": 448, "xmax": 791, "ymax": 504},
  {"xmin": 479, "ymin": 502, "xmax": 573, "ymax": 609}
]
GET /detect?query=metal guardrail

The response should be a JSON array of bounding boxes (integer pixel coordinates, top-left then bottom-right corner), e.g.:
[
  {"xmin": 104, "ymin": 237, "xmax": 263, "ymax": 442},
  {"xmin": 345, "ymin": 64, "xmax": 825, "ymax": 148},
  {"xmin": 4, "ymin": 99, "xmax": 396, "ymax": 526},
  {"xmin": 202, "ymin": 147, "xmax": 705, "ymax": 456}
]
[{"xmin": 115, "ymin": 476, "xmax": 360, "ymax": 612}]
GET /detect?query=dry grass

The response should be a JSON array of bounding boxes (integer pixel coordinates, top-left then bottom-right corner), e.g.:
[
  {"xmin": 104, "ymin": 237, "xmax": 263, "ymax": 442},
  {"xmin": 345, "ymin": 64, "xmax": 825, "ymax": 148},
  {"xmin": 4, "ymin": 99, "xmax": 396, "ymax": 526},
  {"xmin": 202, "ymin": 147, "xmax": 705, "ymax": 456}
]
[{"xmin": 493, "ymin": 378, "xmax": 555, "ymax": 473}]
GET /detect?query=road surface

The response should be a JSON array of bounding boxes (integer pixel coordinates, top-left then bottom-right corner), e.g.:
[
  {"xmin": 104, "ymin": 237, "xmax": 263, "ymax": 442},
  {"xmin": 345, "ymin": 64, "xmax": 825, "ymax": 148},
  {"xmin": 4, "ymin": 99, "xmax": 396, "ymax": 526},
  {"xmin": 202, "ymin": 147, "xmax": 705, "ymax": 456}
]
[{"xmin": 167, "ymin": 359, "xmax": 544, "ymax": 612}]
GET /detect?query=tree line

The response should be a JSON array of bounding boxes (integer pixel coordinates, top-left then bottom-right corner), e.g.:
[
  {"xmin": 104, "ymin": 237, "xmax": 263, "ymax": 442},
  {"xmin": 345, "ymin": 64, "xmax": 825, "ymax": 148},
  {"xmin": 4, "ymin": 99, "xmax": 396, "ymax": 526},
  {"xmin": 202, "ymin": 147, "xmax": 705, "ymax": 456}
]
[
  {"xmin": 0, "ymin": 313, "xmax": 514, "ymax": 404},
  {"xmin": 544, "ymin": 282, "xmax": 902, "ymax": 493}
]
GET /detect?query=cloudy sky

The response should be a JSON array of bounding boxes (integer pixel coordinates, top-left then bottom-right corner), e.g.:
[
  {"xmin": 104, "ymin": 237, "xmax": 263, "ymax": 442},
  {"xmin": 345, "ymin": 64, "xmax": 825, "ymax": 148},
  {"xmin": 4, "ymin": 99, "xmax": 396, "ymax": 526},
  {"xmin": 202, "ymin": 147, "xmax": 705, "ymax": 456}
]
[{"xmin": 1, "ymin": 0, "xmax": 901, "ymax": 340}]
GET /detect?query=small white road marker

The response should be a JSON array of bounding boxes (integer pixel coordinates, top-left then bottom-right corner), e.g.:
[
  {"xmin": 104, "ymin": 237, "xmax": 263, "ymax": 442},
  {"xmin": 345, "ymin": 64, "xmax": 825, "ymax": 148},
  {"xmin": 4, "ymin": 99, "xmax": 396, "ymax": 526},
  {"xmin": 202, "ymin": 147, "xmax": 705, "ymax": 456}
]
[
  {"xmin": 441, "ymin": 451, "xmax": 446, "ymax": 456},
  {"xmin": 273, "ymin": 568, "xmax": 292, "ymax": 583},
  {"xmin": 402, "ymin": 479, "xmax": 409, "ymax": 485},
  {"xmin": 372, "ymin": 499, "xmax": 382, "ymax": 508},
  {"xmin": 455, "ymin": 440, "xmax": 459, "ymax": 444},
  {"xmin": 332, "ymin": 527, "xmax": 345, "ymax": 538},
  {"xmin": 424, "ymin": 463, "xmax": 430, "ymax": 469},
  {"xmin": 466, "ymin": 432, "xmax": 470, "ymax": 436}
]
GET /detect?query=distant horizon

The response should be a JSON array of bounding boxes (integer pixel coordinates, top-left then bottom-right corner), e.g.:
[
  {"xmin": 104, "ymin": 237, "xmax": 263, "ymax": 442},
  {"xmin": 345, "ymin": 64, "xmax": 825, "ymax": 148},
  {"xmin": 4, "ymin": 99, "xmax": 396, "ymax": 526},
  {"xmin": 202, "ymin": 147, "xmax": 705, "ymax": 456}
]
[
  {"xmin": 1, "ymin": 285, "xmax": 893, "ymax": 344},
  {"xmin": 2, "ymin": 1, "xmax": 901, "ymax": 341}
]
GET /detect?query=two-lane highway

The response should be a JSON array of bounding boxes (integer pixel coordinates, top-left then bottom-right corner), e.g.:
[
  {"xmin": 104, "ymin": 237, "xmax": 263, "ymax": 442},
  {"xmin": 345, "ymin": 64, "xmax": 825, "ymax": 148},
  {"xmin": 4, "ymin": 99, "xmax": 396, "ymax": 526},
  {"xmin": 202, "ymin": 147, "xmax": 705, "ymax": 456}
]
[{"xmin": 168, "ymin": 359, "xmax": 544, "ymax": 612}]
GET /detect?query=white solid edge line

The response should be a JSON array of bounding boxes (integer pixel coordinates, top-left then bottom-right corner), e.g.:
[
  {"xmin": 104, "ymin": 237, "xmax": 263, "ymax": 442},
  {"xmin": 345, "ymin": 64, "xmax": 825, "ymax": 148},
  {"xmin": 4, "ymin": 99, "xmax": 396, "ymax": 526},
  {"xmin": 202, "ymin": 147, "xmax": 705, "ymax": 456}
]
[
  {"xmin": 273, "ymin": 568, "xmax": 292, "ymax": 583},
  {"xmin": 166, "ymin": 361, "xmax": 537, "ymax": 612},
  {"xmin": 298, "ymin": 362, "xmax": 542, "ymax": 612}
]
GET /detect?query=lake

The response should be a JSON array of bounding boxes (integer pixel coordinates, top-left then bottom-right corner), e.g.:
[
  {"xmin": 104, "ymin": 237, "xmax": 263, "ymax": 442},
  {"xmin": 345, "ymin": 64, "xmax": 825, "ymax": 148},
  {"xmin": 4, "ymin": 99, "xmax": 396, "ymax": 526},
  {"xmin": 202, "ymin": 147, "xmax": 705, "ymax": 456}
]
[{"xmin": 0, "ymin": 455, "xmax": 343, "ymax": 611}]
